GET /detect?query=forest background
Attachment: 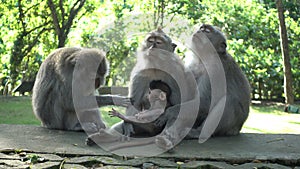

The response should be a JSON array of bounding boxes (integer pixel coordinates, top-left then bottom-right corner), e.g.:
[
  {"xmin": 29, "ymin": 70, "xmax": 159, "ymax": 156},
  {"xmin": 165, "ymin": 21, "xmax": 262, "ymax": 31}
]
[{"xmin": 0, "ymin": 0, "xmax": 299, "ymax": 102}]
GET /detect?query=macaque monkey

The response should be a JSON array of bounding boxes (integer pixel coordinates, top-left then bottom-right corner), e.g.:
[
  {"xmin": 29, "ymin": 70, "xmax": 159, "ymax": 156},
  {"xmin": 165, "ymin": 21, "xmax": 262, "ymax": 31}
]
[
  {"xmin": 32, "ymin": 47, "xmax": 129, "ymax": 133},
  {"xmin": 87, "ymin": 88, "xmax": 170, "ymax": 151},
  {"xmin": 185, "ymin": 24, "xmax": 251, "ymax": 140},
  {"xmin": 86, "ymin": 28, "xmax": 198, "ymax": 151},
  {"xmin": 86, "ymin": 81, "xmax": 169, "ymax": 143},
  {"xmin": 115, "ymin": 28, "xmax": 188, "ymax": 137},
  {"xmin": 109, "ymin": 88, "xmax": 167, "ymax": 130}
]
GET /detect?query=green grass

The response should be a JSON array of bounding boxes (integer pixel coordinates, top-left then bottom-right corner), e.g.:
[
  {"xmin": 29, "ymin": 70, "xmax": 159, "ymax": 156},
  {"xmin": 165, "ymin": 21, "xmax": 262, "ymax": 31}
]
[
  {"xmin": 0, "ymin": 96, "xmax": 40, "ymax": 125},
  {"xmin": 0, "ymin": 96, "xmax": 123, "ymax": 127},
  {"xmin": 0, "ymin": 96, "xmax": 300, "ymax": 134},
  {"xmin": 242, "ymin": 104, "xmax": 300, "ymax": 134}
]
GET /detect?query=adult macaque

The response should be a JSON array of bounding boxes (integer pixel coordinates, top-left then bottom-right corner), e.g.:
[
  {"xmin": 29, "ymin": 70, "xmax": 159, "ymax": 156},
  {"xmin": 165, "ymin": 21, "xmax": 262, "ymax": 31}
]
[
  {"xmin": 113, "ymin": 28, "xmax": 195, "ymax": 139},
  {"xmin": 185, "ymin": 24, "xmax": 251, "ymax": 141},
  {"xmin": 32, "ymin": 47, "xmax": 129, "ymax": 133},
  {"xmin": 86, "ymin": 29, "xmax": 198, "ymax": 151}
]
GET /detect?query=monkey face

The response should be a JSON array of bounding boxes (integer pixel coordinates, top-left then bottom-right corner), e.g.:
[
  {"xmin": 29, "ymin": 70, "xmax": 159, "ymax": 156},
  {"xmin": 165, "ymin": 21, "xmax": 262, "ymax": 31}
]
[
  {"xmin": 94, "ymin": 57, "xmax": 108, "ymax": 89},
  {"xmin": 198, "ymin": 24, "xmax": 227, "ymax": 54},
  {"xmin": 147, "ymin": 89, "xmax": 166, "ymax": 103},
  {"xmin": 142, "ymin": 29, "xmax": 177, "ymax": 52},
  {"xmin": 94, "ymin": 77, "xmax": 103, "ymax": 89},
  {"xmin": 146, "ymin": 36, "xmax": 170, "ymax": 51}
]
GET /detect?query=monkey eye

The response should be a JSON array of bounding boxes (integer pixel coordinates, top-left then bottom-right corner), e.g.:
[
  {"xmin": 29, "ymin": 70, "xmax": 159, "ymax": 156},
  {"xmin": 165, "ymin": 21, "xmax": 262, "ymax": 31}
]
[
  {"xmin": 200, "ymin": 25, "xmax": 211, "ymax": 33},
  {"xmin": 200, "ymin": 25, "xmax": 205, "ymax": 31},
  {"xmin": 148, "ymin": 37, "xmax": 155, "ymax": 43},
  {"xmin": 221, "ymin": 42, "xmax": 227, "ymax": 48},
  {"xmin": 156, "ymin": 39, "xmax": 163, "ymax": 44}
]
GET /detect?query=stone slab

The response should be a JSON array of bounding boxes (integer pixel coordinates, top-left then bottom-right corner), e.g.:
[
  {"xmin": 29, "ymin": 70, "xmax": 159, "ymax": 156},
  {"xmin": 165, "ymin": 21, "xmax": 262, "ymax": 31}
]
[
  {"xmin": 0, "ymin": 124, "xmax": 299, "ymax": 166},
  {"xmin": 0, "ymin": 124, "xmax": 110, "ymax": 156}
]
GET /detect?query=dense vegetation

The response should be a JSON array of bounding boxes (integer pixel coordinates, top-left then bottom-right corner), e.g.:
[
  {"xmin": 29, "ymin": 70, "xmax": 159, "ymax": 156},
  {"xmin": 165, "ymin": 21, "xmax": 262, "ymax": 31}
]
[{"xmin": 0, "ymin": 0, "xmax": 299, "ymax": 101}]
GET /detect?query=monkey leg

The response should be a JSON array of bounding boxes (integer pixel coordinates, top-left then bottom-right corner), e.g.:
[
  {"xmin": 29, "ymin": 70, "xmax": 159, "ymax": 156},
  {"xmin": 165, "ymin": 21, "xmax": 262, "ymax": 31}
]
[
  {"xmin": 86, "ymin": 128, "xmax": 121, "ymax": 146},
  {"xmin": 155, "ymin": 134, "xmax": 173, "ymax": 150},
  {"xmin": 77, "ymin": 109, "xmax": 106, "ymax": 134},
  {"xmin": 122, "ymin": 123, "xmax": 135, "ymax": 141},
  {"xmin": 213, "ymin": 98, "xmax": 247, "ymax": 137},
  {"xmin": 110, "ymin": 121, "xmax": 133, "ymax": 141}
]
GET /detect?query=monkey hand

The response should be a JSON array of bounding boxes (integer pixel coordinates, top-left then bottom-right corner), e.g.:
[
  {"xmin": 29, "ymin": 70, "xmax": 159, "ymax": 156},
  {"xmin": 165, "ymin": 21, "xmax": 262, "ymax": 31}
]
[
  {"xmin": 108, "ymin": 108, "xmax": 119, "ymax": 117},
  {"xmin": 154, "ymin": 113, "xmax": 168, "ymax": 127},
  {"xmin": 108, "ymin": 108, "xmax": 125, "ymax": 120},
  {"xmin": 135, "ymin": 113, "xmax": 145, "ymax": 120},
  {"xmin": 112, "ymin": 96, "xmax": 131, "ymax": 107}
]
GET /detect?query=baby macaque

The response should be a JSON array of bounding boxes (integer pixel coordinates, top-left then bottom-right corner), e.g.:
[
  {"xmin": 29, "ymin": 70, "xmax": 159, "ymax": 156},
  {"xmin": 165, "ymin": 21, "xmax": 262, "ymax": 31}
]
[
  {"xmin": 85, "ymin": 82, "xmax": 172, "ymax": 149},
  {"xmin": 109, "ymin": 88, "xmax": 167, "ymax": 124}
]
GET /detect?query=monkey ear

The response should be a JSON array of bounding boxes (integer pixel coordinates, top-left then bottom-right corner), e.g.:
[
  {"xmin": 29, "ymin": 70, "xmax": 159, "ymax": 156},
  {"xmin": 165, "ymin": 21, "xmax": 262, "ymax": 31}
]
[
  {"xmin": 171, "ymin": 43, "xmax": 177, "ymax": 52},
  {"xmin": 157, "ymin": 26, "xmax": 163, "ymax": 33},
  {"xmin": 159, "ymin": 92, "xmax": 166, "ymax": 101}
]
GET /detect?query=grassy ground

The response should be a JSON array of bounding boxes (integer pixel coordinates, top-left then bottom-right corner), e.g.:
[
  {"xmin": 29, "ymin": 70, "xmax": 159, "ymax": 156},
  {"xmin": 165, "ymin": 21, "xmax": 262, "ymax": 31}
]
[
  {"xmin": 0, "ymin": 96, "xmax": 300, "ymax": 134},
  {"xmin": 242, "ymin": 103, "xmax": 300, "ymax": 134}
]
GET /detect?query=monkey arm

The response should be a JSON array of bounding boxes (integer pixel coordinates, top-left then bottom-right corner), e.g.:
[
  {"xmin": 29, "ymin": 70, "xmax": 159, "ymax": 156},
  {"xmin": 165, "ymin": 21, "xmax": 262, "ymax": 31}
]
[
  {"xmin": 95, "ymin": 95, "xmax": 130, "ymax": 107},
  {"xmin": 136, "ymin": 109, "xmax": 164, "ymax": 122},
  {"xmin": 109, "ymin": 108, "xmax": 141, "ymax": 123},
  {"xmin": 128, "ymin": 73, "xmax": 152, "ymax": 112}
]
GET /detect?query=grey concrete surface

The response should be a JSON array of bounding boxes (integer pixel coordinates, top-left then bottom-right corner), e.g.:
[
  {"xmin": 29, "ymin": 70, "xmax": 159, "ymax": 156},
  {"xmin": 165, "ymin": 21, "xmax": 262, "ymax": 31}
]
[{"xmin": 0, "ymin": 124, "xmax": 299, "ymax": 168}]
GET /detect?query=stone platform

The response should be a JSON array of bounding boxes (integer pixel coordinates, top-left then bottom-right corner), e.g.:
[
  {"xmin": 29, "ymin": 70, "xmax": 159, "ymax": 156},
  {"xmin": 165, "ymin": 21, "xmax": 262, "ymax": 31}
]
[{"xmin": 0, "ymin": 124, "xmax": 299, "ymax": 168}]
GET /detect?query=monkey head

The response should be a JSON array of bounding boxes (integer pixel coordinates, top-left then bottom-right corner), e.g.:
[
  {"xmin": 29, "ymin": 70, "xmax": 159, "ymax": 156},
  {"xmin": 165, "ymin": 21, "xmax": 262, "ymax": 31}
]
[
  {"xmin": 95, "ymin": 57, "xmax": 109, "ymax": 89},
  {"xmin": 142, "ymin": 27, "xmax": 177, "ymax": 52},
  {"xmin": 149, "ymin": 80, "xmax": 171, "ymax": 98},
  {"xmin": 198, "ymin": 24, "xmax": 227, "ymax": 55},
  {"xmin": 147, "ymin": 89, "xmax": 167, "ymax": 103},
  {"xmin": 72, "ymin": 49, "xmax": 109, "ymax": 95}
]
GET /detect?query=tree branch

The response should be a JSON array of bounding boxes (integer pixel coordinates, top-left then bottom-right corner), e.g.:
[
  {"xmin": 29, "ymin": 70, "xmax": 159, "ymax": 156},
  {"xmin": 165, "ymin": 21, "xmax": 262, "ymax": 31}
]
[
  {"xmin": 26, "ymin": 21, "xmax": 51, "ymax": 35},
  {"xmin": 17, "ymin": 0, "xmax": 27, "ymax": 33},
  {"xmin": 23, "ymin": 27, "xmax": 52, "ymax": 56},
  {"xmin": 59, "ymin": 0, "xmax": 65, "ymax": 24},
  {"xmin": 24, "ymin": 3, "xmax": 40, "ymax": 14},
  {"xmin": 65, "ymin": 0, "xmax": 86, "ymax": 35},
  {"xmin": 47, "ymin": 0, "xmax": 61, "ymax": 36}
]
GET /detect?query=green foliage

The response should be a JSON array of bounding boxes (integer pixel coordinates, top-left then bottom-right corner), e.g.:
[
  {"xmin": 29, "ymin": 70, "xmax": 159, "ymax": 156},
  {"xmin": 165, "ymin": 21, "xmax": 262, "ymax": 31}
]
[
  {"xmin": 86, "ymin": 20, "xmax": 138, "ymax": 86},
  {"xmin": 0, "ymin": 0, "xmax": 299, "ymax": 100},
  {"xmin": 0, "ymin": 0, "xmax": 102, "ymax": 94},
  {"xmin": 168, "ymin": 0, "xmax": 299, "ymax": 100},
  {"xmin": 81, "ymin": 3, "xmax": 139, "ymax": 86}
]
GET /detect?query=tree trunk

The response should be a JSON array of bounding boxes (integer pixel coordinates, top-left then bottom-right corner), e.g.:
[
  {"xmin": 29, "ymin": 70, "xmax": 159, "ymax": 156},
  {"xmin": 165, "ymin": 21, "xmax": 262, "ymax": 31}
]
[
  {"xmin": 276, "ymin": 0, "xmax": 294, "ymax": 104},
  {"xmin": 47, "ymin": 0, "xmax": 86, "ymax": 48}
]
